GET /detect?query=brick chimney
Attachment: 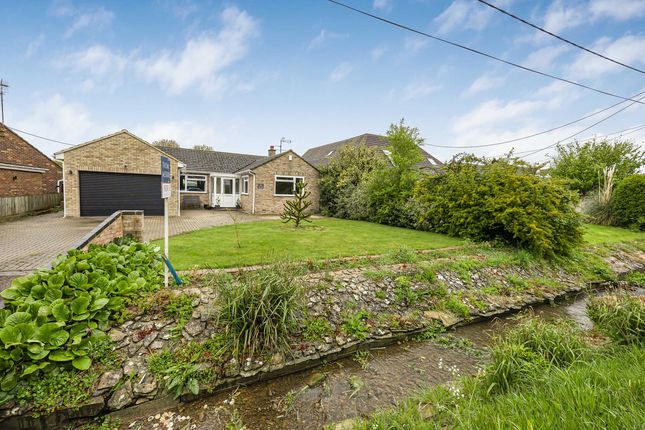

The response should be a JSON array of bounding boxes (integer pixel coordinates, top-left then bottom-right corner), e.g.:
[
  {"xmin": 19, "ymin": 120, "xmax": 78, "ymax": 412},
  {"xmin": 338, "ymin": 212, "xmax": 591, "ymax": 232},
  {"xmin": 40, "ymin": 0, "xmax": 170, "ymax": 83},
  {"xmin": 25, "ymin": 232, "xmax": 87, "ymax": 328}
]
[{"xmin": 268, "ymin": 145, "xmax": 276, "ymax": 156}]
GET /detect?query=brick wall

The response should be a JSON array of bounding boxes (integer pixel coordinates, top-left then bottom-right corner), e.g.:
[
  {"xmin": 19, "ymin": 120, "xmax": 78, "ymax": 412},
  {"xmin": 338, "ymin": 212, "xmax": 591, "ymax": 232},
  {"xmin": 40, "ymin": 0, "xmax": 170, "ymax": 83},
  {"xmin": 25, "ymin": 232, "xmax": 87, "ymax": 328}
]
[
  {"xmin": 239, "ymin": 151, "xmax": 320, "ymax": 214},
  {"xmin": 61, "ymin": 131, "xmax": 180, "ymax": 217},
  {"xmin": 78, "ymin": 210, "xmax": 144, "ymax": 250},
  {"xmin": 0, "ymin": 124, "xmax": 62, "ymax": 197}
]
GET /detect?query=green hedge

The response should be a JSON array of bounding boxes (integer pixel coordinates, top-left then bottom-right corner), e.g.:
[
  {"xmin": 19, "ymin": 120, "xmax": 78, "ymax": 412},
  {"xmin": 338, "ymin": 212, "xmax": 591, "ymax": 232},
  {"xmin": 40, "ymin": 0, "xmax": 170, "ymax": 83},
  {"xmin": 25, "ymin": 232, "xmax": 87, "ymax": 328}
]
[
  {"xmin": 413, "ymin": 155, "xmax": 584, "ymax": 257},
  {"xmin": 612, "ymin": 174, "xmax": 645, "ymax": 230}
]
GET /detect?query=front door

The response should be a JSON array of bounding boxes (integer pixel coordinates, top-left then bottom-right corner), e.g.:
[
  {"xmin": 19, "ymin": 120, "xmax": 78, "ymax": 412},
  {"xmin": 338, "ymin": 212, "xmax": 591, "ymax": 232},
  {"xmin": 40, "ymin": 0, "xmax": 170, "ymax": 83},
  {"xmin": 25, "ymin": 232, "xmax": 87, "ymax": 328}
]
[{"xmin": 213, "ymin": 176, "xmax": 239, "ymax": 208}]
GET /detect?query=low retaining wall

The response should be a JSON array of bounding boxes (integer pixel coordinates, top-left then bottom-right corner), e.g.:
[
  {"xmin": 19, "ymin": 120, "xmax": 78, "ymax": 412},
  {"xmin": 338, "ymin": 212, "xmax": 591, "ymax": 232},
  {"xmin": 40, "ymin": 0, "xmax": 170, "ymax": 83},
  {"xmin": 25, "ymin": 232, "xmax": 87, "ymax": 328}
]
[
  {"xmin": 74, "ymin": 210, "xmax": 144, "ymax": 250},
  {"xmin": 2, "ymin": 246, "xmax": 643, "ymax": 429}
]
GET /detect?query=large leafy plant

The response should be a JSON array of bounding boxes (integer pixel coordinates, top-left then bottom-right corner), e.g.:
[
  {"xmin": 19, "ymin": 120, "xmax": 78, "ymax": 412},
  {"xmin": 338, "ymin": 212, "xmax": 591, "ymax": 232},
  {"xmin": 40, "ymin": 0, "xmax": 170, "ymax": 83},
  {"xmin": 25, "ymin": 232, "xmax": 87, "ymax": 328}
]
[{"xmin": 0, "ymin": 239, "xmax": 163, "ymax": 403}]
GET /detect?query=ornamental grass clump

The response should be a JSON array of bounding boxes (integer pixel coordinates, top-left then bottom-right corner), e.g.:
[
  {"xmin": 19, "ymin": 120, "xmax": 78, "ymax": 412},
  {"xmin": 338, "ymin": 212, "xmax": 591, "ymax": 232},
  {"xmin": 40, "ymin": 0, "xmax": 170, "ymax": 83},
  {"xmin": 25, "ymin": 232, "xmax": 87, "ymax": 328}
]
[
  {"xmin": 587, "ymin": 294, "xmax": 644, "ymax": 345},
  {"xmin": 217, "ymin": 264, "xmax": 303, "ymax": 357}
]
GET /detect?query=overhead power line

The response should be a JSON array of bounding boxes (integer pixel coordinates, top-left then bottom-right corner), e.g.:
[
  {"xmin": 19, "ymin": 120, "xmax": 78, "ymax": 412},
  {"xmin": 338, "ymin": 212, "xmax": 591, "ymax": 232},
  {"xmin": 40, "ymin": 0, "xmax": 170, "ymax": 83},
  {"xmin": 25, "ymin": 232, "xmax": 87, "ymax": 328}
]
[
  {"xmin": 476, "ymin": 0, "xmax": 645, "ymax": 76},
  {"xmin": 425, "ymin": 89, "xmax": 645, "ymax": 149},
  {"xmin": 513, "ymin": 92, "xmax": 645, "ymax": 158},
  {"xmin": 7, "ymin": 125, "xmax": 76, "ymax": 146},
  {"xmin": 326, "ymin": 0, "xmax": 645, "ymax": 105}
]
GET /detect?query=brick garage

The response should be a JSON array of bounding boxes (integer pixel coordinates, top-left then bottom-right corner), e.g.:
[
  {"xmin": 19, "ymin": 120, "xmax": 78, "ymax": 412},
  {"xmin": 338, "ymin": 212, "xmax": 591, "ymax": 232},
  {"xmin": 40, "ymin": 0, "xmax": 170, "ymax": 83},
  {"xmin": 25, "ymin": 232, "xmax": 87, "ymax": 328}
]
[
  {"xmin": 55, "ymin": 130, "xmax": 181, "ymax": 217},
  {"xmin": 0, "ymin": 124, "xmax": 62, "ymax": 197},
  {"xmin": 238, "ymin": 150, "xmax": 320, "ymax": 214}
]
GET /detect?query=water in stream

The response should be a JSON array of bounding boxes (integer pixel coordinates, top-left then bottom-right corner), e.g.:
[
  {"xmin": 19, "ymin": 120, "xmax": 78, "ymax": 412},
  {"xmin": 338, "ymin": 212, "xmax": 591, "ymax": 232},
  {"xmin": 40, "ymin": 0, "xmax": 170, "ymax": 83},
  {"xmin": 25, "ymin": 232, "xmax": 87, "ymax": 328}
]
[{"xmin": 119, "ymin": 290, "xmax": 625, "ymax": 430}]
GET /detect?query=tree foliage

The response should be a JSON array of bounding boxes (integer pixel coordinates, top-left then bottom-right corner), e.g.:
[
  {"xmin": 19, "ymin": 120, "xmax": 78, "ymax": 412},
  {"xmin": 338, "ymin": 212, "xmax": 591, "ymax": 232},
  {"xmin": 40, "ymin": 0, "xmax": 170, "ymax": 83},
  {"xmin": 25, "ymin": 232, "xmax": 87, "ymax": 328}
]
[
  {"xmin": 612, "ymin": 174, "xmax": 645, "ymax": 230},
  {"xmin": 550, "ymin": 139, "xmax": 644, "ymax": 195},
  {"xmin": 413, "ymin": 154, "xmax": 584, "ymax": 257},
  {"xmin": 281, "ymin": 181, "xmax": 313, "ymax": 228},
  {"xmin": 366, "ymin": 119, "xmax": 425, "ymax": 227},
  {"xmin": 193, "ymin": 145, "xmax": 214, "ymax": 151},
  {"xmin": 152, "ymin": 139, "xmax": 180, "ymax": 148},
  {"xmin": 319, "ymin": 142, "xmax": 385, "ymax": 218}
]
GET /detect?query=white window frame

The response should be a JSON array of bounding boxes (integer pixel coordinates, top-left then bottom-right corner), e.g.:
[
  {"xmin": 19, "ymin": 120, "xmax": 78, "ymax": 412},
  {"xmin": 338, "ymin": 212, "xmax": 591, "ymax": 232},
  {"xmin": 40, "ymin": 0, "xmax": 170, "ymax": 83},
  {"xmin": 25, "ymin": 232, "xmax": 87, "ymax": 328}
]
[
  {"xmin": 274, "ymin": 175, "xmax": 304, "ymax": 196},
  {"xmin": 241, "ymin": 175, "xmax": 249, "ymax": 195},
  {"xmin": 180, "ymin": 174, "xmax": 208, "ymax": 193}
]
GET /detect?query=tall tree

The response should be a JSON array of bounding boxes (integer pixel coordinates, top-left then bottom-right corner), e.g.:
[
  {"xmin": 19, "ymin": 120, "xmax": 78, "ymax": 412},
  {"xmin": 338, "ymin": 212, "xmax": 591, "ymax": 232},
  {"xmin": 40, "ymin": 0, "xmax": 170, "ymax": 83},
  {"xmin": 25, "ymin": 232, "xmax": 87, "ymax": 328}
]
[
  {"xmin": 367, "ymin": 119, "xmax": 424, "ymax": 227},
  {"xmin": 152, "ymin": 139, "xmax": 179, "ymax": 148},
  {"xmin": 550, "ymin": 139, "xmax": 644, "ymax": 195}
]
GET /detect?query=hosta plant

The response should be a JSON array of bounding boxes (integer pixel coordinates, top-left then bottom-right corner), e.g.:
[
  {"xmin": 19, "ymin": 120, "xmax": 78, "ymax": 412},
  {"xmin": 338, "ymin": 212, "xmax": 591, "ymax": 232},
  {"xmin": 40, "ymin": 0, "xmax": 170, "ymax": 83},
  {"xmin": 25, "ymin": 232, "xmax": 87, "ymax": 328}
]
[{"xmin": 0, "ymin": 239, "xmax": 163, "ymax": 404}]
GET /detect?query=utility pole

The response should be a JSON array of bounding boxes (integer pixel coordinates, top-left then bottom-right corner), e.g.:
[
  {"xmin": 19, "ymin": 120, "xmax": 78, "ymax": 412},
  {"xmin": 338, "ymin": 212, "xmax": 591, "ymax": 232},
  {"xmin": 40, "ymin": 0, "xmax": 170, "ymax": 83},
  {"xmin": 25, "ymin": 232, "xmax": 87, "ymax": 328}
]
[
  {"xmin": 0, "ymin": 79, "xmax": 8, "ymax": 124},
  {"xmin": 279, "ymin": 137, "xmax": 291, "ymax": 154}
]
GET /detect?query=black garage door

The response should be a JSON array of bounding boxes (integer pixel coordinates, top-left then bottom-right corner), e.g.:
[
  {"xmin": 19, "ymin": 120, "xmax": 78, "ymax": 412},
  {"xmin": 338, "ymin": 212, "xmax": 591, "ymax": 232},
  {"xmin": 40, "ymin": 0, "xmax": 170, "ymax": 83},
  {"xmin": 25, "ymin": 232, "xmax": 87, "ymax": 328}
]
[{"xmin": 79, "ymin": 171, "xmax": 163, "ymax": 216}]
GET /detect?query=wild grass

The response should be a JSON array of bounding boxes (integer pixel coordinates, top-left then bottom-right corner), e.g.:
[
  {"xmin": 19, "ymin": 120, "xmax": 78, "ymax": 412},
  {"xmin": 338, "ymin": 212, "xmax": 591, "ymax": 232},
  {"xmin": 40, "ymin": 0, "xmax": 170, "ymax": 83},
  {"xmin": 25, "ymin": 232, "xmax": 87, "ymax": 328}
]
[
  {"xmin": 217, "ymin": 264, "xmax": 303, "ymax": 356},
  {"xmin": 351, "ymin": 317, "xmax": 644, "ymax": 430},
  {"xmin": 587, "ymin": 294, "xmax": 644, "ymax": 345},
  {"xmin": 482, "ymin": 318, "xmax": 588, "ymax": 394}
]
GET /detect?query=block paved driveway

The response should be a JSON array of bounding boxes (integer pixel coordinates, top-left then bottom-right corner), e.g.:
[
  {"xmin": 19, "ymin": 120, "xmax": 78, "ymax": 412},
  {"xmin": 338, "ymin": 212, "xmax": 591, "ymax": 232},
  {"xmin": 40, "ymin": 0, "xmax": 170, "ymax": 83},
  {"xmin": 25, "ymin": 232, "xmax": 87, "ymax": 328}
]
[
  {"xmin": 0, "ymin": 209, "xmax": 271, "ymax": 290},
  {"xmin": 0, "ymin": 212, "xmax": 101, "ymax": 290}
]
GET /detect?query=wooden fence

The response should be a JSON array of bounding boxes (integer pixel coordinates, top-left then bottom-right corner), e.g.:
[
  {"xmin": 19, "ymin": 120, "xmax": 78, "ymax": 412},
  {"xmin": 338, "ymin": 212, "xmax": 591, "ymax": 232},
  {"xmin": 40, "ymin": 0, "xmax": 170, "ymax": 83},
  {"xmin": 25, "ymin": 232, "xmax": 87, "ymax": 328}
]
[{"xmin": 0, "ymin": 193, "xmax": 63, "ymax": 218}]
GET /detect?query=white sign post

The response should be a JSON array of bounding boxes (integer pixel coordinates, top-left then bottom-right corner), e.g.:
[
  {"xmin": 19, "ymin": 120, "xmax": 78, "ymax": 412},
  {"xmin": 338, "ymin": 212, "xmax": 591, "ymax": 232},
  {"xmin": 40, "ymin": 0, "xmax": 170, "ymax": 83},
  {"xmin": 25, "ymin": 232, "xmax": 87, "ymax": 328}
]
[{"xmin": 161, "ymin": 156, "xmax": 171, "ymax": 288}]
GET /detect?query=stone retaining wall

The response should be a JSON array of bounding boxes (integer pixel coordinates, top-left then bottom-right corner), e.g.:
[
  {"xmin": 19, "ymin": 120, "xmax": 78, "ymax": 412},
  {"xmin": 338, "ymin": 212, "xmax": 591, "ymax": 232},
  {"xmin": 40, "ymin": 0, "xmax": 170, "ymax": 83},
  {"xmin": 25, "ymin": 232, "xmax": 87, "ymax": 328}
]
[{"xmin": 2, "ymin": 247, "xmax": 643, "ymax": 429}]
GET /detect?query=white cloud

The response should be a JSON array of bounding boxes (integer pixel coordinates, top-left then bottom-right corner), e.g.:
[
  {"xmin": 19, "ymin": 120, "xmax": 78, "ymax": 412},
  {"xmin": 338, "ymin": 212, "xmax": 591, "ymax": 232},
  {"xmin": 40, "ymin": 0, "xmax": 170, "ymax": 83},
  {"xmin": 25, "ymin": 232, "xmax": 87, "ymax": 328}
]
[
  {"xmin": 50, "ymin": 2, "xmax": 114, "ymax": 38},
  {"xmin": 398, "ymin": 81, "xmax": 441, "ymax": 102},
  {"xmin": 65, "ymin": 45, "xmax": 128, "ymax": 76},
  {"xmin": 373, "ymin": 0, "xmax": 392, "ymax": 12},
  {"xmin": 453, "ymin": 99, "xmax": 543, "ymax": 134},
  {"xmin": 568, "ymin": 35, "xmax": 645, "ymax": 79},
  {"xmin": 136, "ymin": 6, "xmax": 259, "ymax": 95},
  {"xmin": 541, "ymin": 0, "xmax": 645, "ymax": 35},
  {"xmin": 65, "ymin": 6, "xmax": 114, "ymax": 38},
  {"xmin": 542, "ymin": 0, "xmax": 588, "ymax": 33},
  {"xmin": 371, "ymin": 46, "xmax": 387, "ymax": 60},
  {"xmin": 329, "ymin": 62, "xmax": 353, "ymax": 82},
  {"xmin": 589, "ymin": 0, "xmax": 645, "ymax": 21},
  {"xmin": 434, "ymin": 0, "xmax": 508, "ymax": 34},
  {"xmin": 307, "ymin": 29, "xmax": 344, "ymax": 51},
  {"xmin": 58, "ymin": 45, "xmax": 130, "ymax": 92},
  {"xmin": 134, "ymin": 119, "xmax": 248, "ymax": 152},
  {"xmin": 13, "ymin": 94, "xmax": 114, "ymax": 154},
  {"xmin": 462, "ymin": 73, "xmax": 505, "ymax": 96},
  {"xmin": 403, "ymin": 36, "xmax": 428, "ymax": 53},
  {"xmin": 25, "ymin": 34, "xmax": 45, "ymax": 58},
  {"xmin": 522, "ymin": 45, "xmax": 570, "ymax": 70}
]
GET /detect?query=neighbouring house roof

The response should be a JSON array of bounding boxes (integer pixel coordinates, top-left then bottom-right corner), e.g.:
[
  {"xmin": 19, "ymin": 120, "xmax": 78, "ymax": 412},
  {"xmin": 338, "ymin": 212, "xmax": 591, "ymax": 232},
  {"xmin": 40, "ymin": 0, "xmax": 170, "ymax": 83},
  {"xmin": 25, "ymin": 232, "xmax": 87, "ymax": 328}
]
[
  {"xmin": 160, "ymin": 146, "xmax": 265, "ymax": 174},
  {"xmin": 53, "ymin": 130, "xmax": 182, "ymax": 163},
  {"xmin": 235, "ymin": 150, "xmax": 320, "ymax": 174},
  {"xmin": 0, "ymin": 124, "xmax": 62, "ymax": 172},
  {"xmin": 302, "ymin": 133, "xmax": 443, "ymax": 169}
]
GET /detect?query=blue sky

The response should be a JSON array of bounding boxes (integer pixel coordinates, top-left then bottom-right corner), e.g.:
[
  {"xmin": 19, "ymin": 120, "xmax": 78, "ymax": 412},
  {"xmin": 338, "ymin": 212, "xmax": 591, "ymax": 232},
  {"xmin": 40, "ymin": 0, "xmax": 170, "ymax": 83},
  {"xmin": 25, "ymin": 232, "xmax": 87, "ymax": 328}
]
[{"xmin": 1, "ymin": 0, "xmax": 645, "ymax": 162}]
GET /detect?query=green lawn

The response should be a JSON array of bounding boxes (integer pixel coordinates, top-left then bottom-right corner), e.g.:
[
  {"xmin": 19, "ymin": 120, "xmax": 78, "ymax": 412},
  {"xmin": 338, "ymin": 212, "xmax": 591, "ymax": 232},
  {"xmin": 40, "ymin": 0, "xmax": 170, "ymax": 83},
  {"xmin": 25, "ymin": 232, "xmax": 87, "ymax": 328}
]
[
  {"xmin": 160, "ymin": 218, "xmax": 463, "ymax": 270},
  {"xmin": 159, "ymin": 218, "xmax": 643, "ymax": 270},
  {"xmin": 583, "ymin": 224, "xmax": 645, "ymax": 244}
]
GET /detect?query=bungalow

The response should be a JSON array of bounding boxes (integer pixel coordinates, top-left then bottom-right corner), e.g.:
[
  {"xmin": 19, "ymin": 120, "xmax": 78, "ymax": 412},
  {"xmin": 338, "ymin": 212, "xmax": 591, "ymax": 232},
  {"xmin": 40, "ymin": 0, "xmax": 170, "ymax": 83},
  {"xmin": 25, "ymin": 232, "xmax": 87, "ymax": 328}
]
[
  {"xmin": 303, "ymin": 133, "xmax": 443, "ymax": 170},
  {"xmin": 54, "ymin": 130, "xmax": 319, "ymax": 217}
]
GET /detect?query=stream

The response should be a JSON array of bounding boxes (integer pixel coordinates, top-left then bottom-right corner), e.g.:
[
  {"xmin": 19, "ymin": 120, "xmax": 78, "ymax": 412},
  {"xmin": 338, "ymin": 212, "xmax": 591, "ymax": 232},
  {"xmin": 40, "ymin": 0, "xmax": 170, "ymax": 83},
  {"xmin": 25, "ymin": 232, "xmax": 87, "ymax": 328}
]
[{"xmin": 118, "ymin": 288, "xmax": 634, "ymax": 430}]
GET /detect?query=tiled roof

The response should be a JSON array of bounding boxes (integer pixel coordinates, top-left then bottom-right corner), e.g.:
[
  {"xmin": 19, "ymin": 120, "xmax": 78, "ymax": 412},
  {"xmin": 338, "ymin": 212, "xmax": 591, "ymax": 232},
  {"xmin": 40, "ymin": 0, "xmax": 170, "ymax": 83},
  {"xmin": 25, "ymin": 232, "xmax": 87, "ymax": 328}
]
[
  {"xmin": 159, "ymin": 146, "xmax": 265, "ymax": 174},
  {"xmin": 302, "ymin": 133, "xmax": 443, "ymax": 169}
]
